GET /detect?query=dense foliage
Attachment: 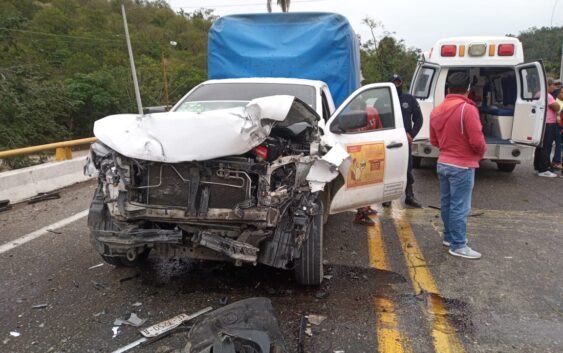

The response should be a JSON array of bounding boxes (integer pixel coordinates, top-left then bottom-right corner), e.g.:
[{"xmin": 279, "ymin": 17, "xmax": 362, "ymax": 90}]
[
  {"xmin": 1, "ymin": 1, "xmax": 561, "ymax": 156},
  {"xmin": 0, "ymin": 0, "xmax": 213, "ymax": 152},
  {"xmin": 516, "ymin": 26, "xmax": 563, "ymax": 78}
]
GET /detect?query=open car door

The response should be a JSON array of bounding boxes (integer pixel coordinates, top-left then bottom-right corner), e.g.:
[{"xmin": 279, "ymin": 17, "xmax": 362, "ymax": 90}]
[
  {"xmin": 323, "ymin": 83, "xmax": 409, "ymax": 214},
  {"xmin": 410, "ymin": 62, "xmax": 440, "ymax": 141},
  {"xmin": 511, "ymin": 61, "xmax": 547, "ymax": 146}
]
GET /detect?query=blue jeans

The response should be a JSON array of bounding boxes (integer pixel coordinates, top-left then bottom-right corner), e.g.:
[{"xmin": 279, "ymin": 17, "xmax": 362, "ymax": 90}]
[
  {"xmin": 553, "ymin": 124, "xmax": 562, "ymax": 164},
  {"xmin": 437, "ymin": 163, "xmax": 475, "ymax": 250}
]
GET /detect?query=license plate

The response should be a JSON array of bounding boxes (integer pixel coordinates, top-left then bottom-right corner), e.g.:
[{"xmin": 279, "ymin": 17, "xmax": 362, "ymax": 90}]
[{"xmin": 140, "ymin": 307, "xmax": 213, "ymax": 338}]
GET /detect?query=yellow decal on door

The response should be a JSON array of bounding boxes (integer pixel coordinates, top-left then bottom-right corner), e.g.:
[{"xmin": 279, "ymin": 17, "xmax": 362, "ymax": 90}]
[{"xmin": 346, "ymin": 142, "xmax": 385, "ymax": 188}]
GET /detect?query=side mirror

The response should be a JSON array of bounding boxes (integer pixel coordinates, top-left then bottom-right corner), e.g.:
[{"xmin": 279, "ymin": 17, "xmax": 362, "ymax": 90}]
[{"xmin": 329, "ymin": 111, "xmax": 368, "ymax": 133}]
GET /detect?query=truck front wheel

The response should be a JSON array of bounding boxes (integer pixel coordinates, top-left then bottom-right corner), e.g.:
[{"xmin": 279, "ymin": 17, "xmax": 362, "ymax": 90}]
[
  {"xmin": 294, "ymin": 201, "xmax": 324, "ymax": 286},
  {"xmin": 496, "ymin": 162, "xmax": 517, "ymax": 172}
]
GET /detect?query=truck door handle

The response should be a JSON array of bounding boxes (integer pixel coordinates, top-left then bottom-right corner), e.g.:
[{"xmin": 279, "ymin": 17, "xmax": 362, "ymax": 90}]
[{"xmin": 386, "ymin": 141, "xmax": 403, "ymax": 149}]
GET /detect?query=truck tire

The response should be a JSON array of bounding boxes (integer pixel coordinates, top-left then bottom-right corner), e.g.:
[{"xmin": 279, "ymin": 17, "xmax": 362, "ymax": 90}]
[
  {"xmin": 294, "ymin": 201, "xmax": 324, "ymax": 286},
  {"xmin": 412, "ymin": 156, "xmax": 422, "ymax": 169},
  {"xmin": 89, "ymin": 185, "xmax": 150, "ymax": 267},
  {"xmin": 496, "ymin": 162, "xmax": 516, "ymax": 172}
]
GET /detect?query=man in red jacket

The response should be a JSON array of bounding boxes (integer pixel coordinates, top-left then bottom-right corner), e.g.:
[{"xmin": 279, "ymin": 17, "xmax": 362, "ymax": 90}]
[{"xmin": 430, "ymin": 71, "xmax": 486, "ymax": 259}]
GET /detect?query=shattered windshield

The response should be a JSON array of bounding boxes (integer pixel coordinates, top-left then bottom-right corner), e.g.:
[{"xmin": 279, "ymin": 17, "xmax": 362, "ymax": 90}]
[{"xmin": 174, "ymin": 82, "xmax": 316, "ymax": 113}]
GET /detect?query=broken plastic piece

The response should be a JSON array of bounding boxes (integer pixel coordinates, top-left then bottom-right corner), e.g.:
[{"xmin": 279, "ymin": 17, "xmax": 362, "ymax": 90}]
[
  {"xmin": 306, "ymin": 314, "xmax": 326, "ymax": 326},
  {"xmin": 9, "ymin": 331, "xmax": 20, "ymax": 337},
  {"xmin": 114, "ymin": 313, "xmax": 146, "ymax": 327},
  {"xmin": 112, "ymin": 327, "xmax": 120, "ymax": 339},
  {"xmin": 88, "ymin": 263, "xmax": 104, "ymax": 270},
  {"xmin": 0, "ymin": 199, "xmax": 11, "ymax": 213},
  {"xmin": 32, "ymin": 304, "xmax": 47, "ymax": 309},
  {"xmin": 27, "ymin": 192, "xmax": 60, "ymax": 204},
  {"xmin": 306, "ymin": 145, "xmax": 350, "ymax": 192}
]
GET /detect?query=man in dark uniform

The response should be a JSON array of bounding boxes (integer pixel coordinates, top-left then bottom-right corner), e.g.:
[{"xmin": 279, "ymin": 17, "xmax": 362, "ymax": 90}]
[{"xmin": 384, "ymin": 74, "xmax": 424, "ymax": 208}]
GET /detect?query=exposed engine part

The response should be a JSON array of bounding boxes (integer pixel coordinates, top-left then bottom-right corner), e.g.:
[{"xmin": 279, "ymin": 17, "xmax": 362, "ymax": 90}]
[{"xmin": 191, "ymin": 231, "xmax": 260, "ymax": 263}]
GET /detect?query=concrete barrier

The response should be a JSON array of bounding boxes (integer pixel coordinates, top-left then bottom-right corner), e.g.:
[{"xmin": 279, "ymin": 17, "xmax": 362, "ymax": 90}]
[{"xmin": 0, "ymin": 156, "xmax": 93, "ymax": 204}]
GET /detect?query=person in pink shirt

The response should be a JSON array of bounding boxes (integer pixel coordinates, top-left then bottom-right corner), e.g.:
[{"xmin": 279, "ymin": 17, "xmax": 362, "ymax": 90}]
[
  {"xmin": 430, "ymin": 71, "xmax": 486, "ymax": 259},
  {"xmin": 533, "ymin": 77, "xmax": 561, "ymax": 177}
]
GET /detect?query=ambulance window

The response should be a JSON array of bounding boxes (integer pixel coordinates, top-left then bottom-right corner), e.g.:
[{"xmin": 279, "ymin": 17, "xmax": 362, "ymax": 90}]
[
  {"xmin": 413, "ymin": 67, "xmax": 436, "ymax": 99},
  {"xmin": 519, "ymin": 66, "xmax": 541, "ymax": 100}
]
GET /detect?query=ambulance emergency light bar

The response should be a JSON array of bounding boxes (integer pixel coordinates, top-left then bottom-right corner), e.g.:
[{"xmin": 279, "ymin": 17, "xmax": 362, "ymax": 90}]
[{"xmin": 440, "ymin": 43, "xmax": 514, "ymax": 57}]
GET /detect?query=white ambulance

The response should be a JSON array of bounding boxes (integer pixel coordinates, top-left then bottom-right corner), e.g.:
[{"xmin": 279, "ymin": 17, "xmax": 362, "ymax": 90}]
[{"xmin": 410, "ymin": 36, "xmax": 548, "ymax": 172}]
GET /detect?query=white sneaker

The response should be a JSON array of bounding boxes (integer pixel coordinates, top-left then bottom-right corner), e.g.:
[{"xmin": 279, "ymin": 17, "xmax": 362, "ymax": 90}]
[
  {"xmin": 537, "ymin": 171, "xmax": 558, "ymax": 178},
  {"xmin": 448, "ymin": 246, "xmax": 482, "ymax": 259}
]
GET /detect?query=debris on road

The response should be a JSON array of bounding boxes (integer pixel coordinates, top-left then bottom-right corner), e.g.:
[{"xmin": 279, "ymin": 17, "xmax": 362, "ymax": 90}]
[
  {"xmin": 323, "ymin": 275, "xmax": 333, "ymax": 280},
  {"xmin": 184, "ymin": 298, "xmax": 284, "ymax": 353},
  {"xmin": 91, "ymin": 280, "xmax": 106, "ymax": 290},
  {"xmin": 27, "ymin": 192, "xmax": 60, "ymax": 204},
  {"xmin": 119, "ymin": 273, "xmax": 140, "ymax": 284},
  {"xmin": 298, "ymin": 313, "xmax": 307, "ymax": 353},
  {"xmin": 9, "ymin": 331, "xmax": 20, "ymax": 337},
  {"xmin": 88, "ymin": 263, "xmax": 104, "ymax": 270},
  {"xmin": 15, "ymin": 298, "xmax": 24, "ymax": 304},
  {"xmin": 32, "ymin": 304, "xmax": 48, "ymax": 309},
  {"xmin": 93, "ymin": 310, "xmax": 106, "ymax": 317},
  {"xmin": 218, "ymin": 297, "xmax": 229, "ymax": 305},
  {"xmin": 112, "ymin": 327, "xmax": 120, "ymax": 339},
  {"xmin": 114, "ymin": 313, "xmax": 146, "ymax": 327},
  {"xmin": 307, "ymin": 314, "xmax": 326, "ymax": 326},
  {"xmin": 0, "ymin": 199, "xmax": 12, "ymax": 212},
  {"xmin": 132, "ymin": 302, "xmax": 142, "ymax": 307},
  {"xmin": 111, "ymin": 306, "xmax": 212, "ymax": 353}
]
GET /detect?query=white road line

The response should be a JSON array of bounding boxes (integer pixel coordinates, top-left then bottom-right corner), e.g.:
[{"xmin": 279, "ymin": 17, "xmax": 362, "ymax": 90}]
[{"xmin": 0, "ymin": 209, "xmax": 89, "ymax": 255}]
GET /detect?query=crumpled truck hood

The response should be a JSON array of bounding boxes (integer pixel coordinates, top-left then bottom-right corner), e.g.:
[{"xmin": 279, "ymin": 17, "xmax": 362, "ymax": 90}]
[{"xmin": 94, "ymin": 95, "xmax": 316, "ymax": 163}]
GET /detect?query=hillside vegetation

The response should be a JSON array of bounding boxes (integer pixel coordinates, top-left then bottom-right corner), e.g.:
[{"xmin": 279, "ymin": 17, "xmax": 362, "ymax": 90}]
[{"xmin": 1, "ymin": 0, "xmax": 561, "ymax": 161}]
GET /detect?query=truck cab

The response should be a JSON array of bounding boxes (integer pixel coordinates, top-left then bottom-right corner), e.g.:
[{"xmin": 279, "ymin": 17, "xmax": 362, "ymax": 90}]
[{"xmin": 410, "ymin": 36, "xmax": 547, "ymax": 172}]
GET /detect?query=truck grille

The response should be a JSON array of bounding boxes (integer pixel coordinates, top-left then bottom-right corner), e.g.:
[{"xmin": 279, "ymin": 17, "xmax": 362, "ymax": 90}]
[{"xmin": 139, "ymin": 162, "xmax": 252, "ymax": 209}]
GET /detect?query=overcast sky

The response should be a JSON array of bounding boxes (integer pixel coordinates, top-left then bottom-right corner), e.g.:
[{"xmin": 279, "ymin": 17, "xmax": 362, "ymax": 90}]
[{"xmin": 167, "ymin": 0, "xmax": 563, "ymax": 50}]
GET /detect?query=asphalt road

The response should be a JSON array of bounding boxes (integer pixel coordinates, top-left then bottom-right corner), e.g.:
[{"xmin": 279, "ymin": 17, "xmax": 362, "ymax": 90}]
[{"xmin": 0, "ymin": 158, "xmax": 562, "ymax": 353}]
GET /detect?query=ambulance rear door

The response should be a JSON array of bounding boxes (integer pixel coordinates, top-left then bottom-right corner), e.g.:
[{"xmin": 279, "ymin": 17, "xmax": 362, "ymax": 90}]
[
  {"xmin": 410, "ymin": 62, "xmax": 440, "ymax": 141},
  {"xmin": 511, "ymin": 61, "xmax": 547, "ymax": 146}
]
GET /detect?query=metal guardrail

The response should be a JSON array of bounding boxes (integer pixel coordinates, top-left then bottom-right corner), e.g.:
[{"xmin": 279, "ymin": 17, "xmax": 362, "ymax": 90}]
[{"xmin": 0, "ymin": 137, "xmax": 97, "ymax": 161}]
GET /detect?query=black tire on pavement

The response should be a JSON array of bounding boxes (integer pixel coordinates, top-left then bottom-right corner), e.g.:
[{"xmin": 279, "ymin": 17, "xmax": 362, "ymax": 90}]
[
  {"xmin": 294, "ymin": 200, "xmax": 324, "ymax": 286},
  {"xmin": 89, "ymin": 185, "xmax": 150, "ymax": 268},
  {"xmin": 496, "ymin": 162, "xmax": 517, "ymax": 172},
  {"xmin": 412, "ymin": 156, "xmax": 422, "ymax": 169}
]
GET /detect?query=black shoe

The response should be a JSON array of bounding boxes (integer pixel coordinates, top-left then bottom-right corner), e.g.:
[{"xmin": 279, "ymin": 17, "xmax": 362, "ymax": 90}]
[
  {"xmin": 382, "ymin": 201, "xmax": 391, "ymax": 208},
  {"xmin": 405, "ymin": 197, "xmax": 423, "ymax": 208}
]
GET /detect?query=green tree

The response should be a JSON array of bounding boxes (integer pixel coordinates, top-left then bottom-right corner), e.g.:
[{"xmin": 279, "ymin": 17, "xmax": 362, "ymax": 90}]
[{"xmin": 267, "ymin": 0, "xmax": 290, "ymax": 12}]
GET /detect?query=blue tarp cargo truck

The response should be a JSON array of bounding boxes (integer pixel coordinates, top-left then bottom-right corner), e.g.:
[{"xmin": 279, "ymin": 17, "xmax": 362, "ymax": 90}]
[{"xmin": 207, "ymin": 12, "xmax": 361, "ymax": 107}]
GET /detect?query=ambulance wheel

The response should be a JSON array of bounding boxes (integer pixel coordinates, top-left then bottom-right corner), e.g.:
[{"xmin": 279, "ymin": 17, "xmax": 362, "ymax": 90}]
[
  {"xmin": 294, "ymin": 200, "xmax": 324, "ymax": 286},
  {"xmin": 412, "ymin": 156, "xmax": 422, "ymax": 169},
  {"xmin": 496, "ymin": 162, "xmax": 516, "ymax": 172}
]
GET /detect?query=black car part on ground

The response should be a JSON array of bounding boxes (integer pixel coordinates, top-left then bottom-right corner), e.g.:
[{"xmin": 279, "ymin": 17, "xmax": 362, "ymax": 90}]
[{"xmin": 184, "ymin": 297, "xmax": 284, "ymax": 353}]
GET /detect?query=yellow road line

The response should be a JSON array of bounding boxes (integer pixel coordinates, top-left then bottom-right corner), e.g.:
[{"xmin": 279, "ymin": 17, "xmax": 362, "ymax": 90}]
[
  {"xmin": 367, "ymin": 215, "xmax": 411, "ymax": 353},
  {"xmin": 391, "ymin": 208, "xmax": 465, "ymax": 353}
]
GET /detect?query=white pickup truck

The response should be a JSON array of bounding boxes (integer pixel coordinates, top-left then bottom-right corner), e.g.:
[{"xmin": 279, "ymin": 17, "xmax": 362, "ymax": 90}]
[
  {"xmin": 410, "ymin": 36, "xmax": 548, "ymax": 172},
  {"xmin": 86, "ymin": 77, "xmax": 410, "ymax": 285}
]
